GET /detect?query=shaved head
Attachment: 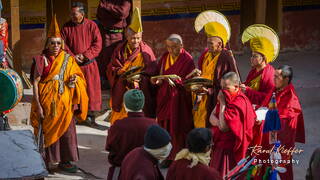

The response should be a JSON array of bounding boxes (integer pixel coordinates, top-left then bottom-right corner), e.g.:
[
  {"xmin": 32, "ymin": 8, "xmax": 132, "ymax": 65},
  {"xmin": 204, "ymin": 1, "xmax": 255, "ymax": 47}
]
[
  {"xmin": 167, "ymin": 34, "xmax": 183, "ymax": 45},
  {"xmin": 221, "ymin": 72, "xmax": 240, "ymax": 93}
]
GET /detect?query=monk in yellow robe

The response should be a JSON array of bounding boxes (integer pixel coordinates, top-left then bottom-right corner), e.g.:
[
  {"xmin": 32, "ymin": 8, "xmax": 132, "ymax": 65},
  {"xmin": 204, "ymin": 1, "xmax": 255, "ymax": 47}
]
[
  {"xmin": 107, "ymin": 8, "xmax": 157, "ymax": 124},
  {"xmin": 192, "ymin": 10, "xmax": 240, "ymax": 128},
  {"xmin": 30, "ymin": 15, "xmax": 88, "ymax": 173}
]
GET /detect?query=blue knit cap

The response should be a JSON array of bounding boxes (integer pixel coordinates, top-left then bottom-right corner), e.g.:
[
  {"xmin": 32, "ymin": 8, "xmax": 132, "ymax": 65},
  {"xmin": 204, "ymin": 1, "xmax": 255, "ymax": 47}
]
[{"xmin": 144, "ymin": 125, "xmax": 171, "ymax": 149}]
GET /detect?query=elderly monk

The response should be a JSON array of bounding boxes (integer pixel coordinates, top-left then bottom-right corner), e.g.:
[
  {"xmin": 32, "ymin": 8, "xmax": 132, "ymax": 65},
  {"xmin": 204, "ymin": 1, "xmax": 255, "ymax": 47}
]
[
  {"xmin": 153, "ymin": 33, "xmax": 195, "ymax": 167},
  {"xmin": 105, "ymin": 89, "xmax": 157, "ymax": 180},
  {"xmin": 167, "ymin": 128, "xmax": 222, "ymax": 180},
  {"xmin": 107, "ymin": 8, "xmax": 157, "ymax": 124},
  {"xmin": 209, "ymin": 72, "xmax": 255, "ymax": 177},
  {"xmin": 257, "ymin": 65, "xmax": 305, "ymax": 180},
  {"xmin": 30, "ymin": 16, "xmax": 88, "ymax": 173},
  {"xmin": 61, "ymin": 2, "xmax": 102, "ymax": 126},
  {"xmin": 96, "ymin": 0, "xmax": 132, "ymax": 81},
  {"xmin": 192, "ymin": 10, "xmax": 240, "ymax": 128},
  {"xmin": 119, "ymin": 125, "xmax": 172, "ymax": 180}
]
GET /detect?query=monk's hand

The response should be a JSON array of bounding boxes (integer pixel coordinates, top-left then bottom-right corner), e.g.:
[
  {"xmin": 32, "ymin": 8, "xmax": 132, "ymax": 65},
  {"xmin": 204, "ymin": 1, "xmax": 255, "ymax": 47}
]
[
  {"xmin": 37, "ymin": 104, "xmax": 45, "ymax": 119},
  {"xmin": 75, "ymin": 54, "xmax": 84, "ymax": 64},
  {"xmin": 193, "ymin": 69, "xmax": 202, "ymax": 77},
  {"xmin": 68, "ymin": 75, "xmax": 77, "ymax": 88},
  {"xmin": 155, "ymin": 79, "xmax": 163, "ymax": 85},
  {"xmin": 151, "ymin": 77, "xmax": 163, "ymax": 85},
  {"xmin": 0, "ymin": 61, "xmax": 8, "ymax": 69},
  {"xmin": 186, "ymin": 69, "xmax": 201, "ymax": 79},
  {"xmin": 255, "ymin": 119, "xmax": 263, "ymax": 125},
  {"xmin": 209, "ymin": 108, "xmax": 219, "ymax": 126},
  {"xmin": 240, "ymin": 84, "xmax": 246, "ymax": 92},
  {"xmin": 217, "ymin": 90, "xmax": 226, "ymax": 104}
]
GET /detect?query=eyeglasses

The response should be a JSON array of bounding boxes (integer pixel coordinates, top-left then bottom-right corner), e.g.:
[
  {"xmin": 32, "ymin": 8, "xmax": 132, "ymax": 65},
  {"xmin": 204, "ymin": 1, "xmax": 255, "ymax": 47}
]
[
  {"xmin": 50, "ymin": 41, "xmax": 62, "ymax": 45},
  {"xmin": 251, "ymin": 54, "xmax": 262, "ymax": 59}
]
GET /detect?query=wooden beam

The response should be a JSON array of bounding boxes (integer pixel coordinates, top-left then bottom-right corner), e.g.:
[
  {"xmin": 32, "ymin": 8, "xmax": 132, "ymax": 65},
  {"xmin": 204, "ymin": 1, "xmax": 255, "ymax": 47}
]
[{"xmin": 9, "ymin": 0, "xmax": 22, "ymax": 74}]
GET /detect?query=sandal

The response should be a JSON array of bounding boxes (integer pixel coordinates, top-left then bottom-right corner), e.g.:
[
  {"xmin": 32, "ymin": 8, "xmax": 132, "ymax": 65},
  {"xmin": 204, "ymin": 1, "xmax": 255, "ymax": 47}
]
[{"xmin": 58, "ymin": 162, "xmax": 78, "ymax": 173}]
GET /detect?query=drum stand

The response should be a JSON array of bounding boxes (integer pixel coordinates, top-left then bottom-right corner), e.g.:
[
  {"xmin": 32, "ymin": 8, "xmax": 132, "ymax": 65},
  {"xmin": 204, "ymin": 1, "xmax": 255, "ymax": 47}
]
[{"xmin": 0, "ymin": 113, "xmax": 11, "ymax": 131}]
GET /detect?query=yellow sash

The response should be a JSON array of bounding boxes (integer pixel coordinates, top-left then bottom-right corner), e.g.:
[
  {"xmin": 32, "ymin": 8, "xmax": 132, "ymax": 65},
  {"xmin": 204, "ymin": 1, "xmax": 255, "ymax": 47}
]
[
  {"xmin": 120, "ymin": 43, "xmax": 144, "ymax": 73},
  {"xmin": 247, "ymin": 75, "xmax": 262, "ymax": 91},
  {"xmin": 192, "ymin": 51, "xmax": 220, "ymax": 128},
  {"xmin": 165, "ymin": 53, "xmax": 179, "ymax": 71}
]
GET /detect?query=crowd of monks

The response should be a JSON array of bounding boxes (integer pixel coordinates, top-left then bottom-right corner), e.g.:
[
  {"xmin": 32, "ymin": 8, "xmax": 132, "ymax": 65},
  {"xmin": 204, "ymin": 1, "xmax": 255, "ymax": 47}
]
[{"xmin": 27, "ymin": 1, "xmax": 306, "ymax": 180}]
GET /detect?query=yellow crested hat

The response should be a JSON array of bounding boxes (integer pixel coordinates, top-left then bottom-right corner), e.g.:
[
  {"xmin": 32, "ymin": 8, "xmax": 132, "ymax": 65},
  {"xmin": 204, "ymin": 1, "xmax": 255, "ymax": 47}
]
[
  {"xmin": 128, "ymin": 7, "xmax": 143, "ymax": 33},
  {"xmin": 47, "ymin": 14, "xmax": 61, "ymax": 38},
  {"xmin": 194, "ymin": 10, "xmax": 231, "ymax": 46},
  {"xmin": 242, "ymin": 24, "xmax": 280, "ymax": 63}
]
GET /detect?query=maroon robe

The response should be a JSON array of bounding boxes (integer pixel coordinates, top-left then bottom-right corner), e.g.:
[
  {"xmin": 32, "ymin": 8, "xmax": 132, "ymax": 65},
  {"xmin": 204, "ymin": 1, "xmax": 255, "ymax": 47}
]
[
  {"xmin": 119, "ymin": 147, "xmax": 164, "ymax": 180},
  {"xmin": 198, "ymin": 48, "xmax": 240, "ymax": 127},
  {"xmin": 45, "ymin": 118, "xmax": 79, "ymax": 163},
  {"xmin": 30, "ymin": 51, "xmax": 55, "ymax": 82},
  {"xmin": 244, "ymin": 64, "xmax": 275, "ymax": 147},
  {"xmin": 61, "ymin": 18, "xmax": 102, "ymax": 111},
  {"xmin": 210, "ymin": 90, "xmax": 256, "ymax": 177},
  {"xmin": 107, "ymin": 41, "xmax": 158, "ymax": 118},
  {"xmin": 156, "ymin": 49, "xmax": 195, "ymax": 160},
  {"xmin": 96, "ymin": 0, "xmax": 132, "ymax": 75},
  {"xmin": 256, "ymin": 83, "xmax": 305, "ymax": 180},
  {"xmin": 105, "ymin": 112, "xmax": 157, "ymax": 180},
  {"xmin": 244, "ymin": 64, "xmax": 275, "ymax": 106},
  {"xmin": 30, "ymin": 52, "xmax": 79, "ymax": 164},
  {"xmin": 166, "ymin": 159, "xmax": 222, "ymax": 180}
]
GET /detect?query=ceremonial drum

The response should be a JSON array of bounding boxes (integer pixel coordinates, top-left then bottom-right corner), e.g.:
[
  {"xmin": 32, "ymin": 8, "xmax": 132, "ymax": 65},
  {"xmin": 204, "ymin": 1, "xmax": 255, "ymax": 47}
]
[{"xmin": 0, "ymin": 68, "xmax": 23, "ymax": 113}]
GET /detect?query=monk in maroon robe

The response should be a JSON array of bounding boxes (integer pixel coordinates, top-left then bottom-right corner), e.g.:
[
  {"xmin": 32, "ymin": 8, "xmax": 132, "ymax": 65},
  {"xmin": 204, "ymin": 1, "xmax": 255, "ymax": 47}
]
[
  {"xmin": 209, "ymin": 72, "xmax": 256, "ymax": 177},
  {"xmin": 195, "ymin": 38, "xmax": 240, "ymax": 127},
  {"xmin": 240, "ymin": 52, "xmax": 275, "ymax": 106},
  {"xmin": 119, "ymin": 125, "xmax": 172, "ymax": 180},
  {"xmin": 105, "ymin": 89, "xmax": 157, "ymax": 180},
  {"xmin": 96, "ymin": 0, "xmax": 132, "ymax": 77},
  {"xmin": 167, "ymin": 128, "xmax": 222, "ymax": 180},
  {"xmin": 107, "ymin": 28, "xmax": 158, "ymax": 123},
  {"xmin": 153, "ymin": 34, "xmax": 195, "ymax": 166},
  {"xmin": 256, "ymin": 65, "xmax": 305, "ymax": 180},
  {"xmin": 61, "ymin": 2, "xmax": 102, "ymax": 125},
  {"xmin": 239, "ymin": 52, "xmax": 275, "ymax": 146}
]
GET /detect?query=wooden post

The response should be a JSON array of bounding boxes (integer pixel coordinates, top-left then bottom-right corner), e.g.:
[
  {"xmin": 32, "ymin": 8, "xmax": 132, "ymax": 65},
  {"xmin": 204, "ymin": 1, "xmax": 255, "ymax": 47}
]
[
  {"xmin": 87, "ymin": 0, "xmax": 99, "ymax": 20},
  {"xmin": 240, "ymin": 0, "xmax": 255, "ymax": 33},
  {"xmin": 9, "ymin": 0, "xmax": 22, "ymax": 74},
  {"xmin": 255, "ymin": 0, "xmax": 266, "ymax": 24},
  {"xmin": 46, "ymin": 0, "xmax": 71, "ymax": 34},
  {"xmin": 133, "ymin": 0, "xmax": 141, "ymax": 10},
  {"xmin": 266, "ymin": 0, "xmax": 282, "ymax": 34}
]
